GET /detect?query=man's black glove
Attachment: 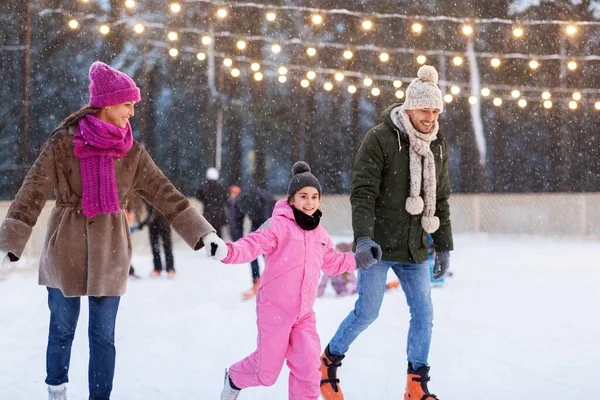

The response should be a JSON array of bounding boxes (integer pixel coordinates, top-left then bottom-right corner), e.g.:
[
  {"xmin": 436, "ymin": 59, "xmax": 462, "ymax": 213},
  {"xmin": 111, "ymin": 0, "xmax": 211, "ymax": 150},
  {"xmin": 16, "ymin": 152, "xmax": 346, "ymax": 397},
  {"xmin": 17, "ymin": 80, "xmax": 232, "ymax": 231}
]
[
  {"xmin": 432, "ymin": 251, "xmax": 450, "ymax": 280},
  {"xmin": 354, "ymin": 236, "xmax": 382, "ymax": 272}
]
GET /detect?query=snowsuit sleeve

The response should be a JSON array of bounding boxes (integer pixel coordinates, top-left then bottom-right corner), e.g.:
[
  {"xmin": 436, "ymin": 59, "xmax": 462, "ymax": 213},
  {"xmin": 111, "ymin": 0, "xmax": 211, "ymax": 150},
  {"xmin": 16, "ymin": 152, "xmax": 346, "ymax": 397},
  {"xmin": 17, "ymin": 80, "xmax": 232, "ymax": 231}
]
[
  {"xmin": 320, "ymin": 235, "xmax": 357, "ymax": 276},
  {"xmin": 221, "ymin": 219, "xmax": 278, "ymax": 264}
]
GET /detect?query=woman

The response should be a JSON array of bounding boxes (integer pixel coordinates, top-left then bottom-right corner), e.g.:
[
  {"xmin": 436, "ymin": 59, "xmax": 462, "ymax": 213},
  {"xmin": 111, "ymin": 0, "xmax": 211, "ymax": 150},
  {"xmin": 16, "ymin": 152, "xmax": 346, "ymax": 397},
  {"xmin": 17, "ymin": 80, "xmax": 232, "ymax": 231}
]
[{"xmin": 0, "ymin": 61, "xmax": 227, "ymax": 400}]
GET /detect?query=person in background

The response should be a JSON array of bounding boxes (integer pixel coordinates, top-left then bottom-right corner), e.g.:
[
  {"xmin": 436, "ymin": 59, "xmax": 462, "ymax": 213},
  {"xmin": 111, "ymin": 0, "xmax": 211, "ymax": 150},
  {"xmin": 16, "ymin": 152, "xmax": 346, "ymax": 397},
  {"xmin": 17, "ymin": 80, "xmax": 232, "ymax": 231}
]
[
  {"xmin": 0, "ymin": 61, "xmax": 226, "ymax": 400},
  {"xmin": 234, "ymin": 185, "xmax": 276, "ymax": 299},
  {"xmin": 126, "ymin": 192, "xmax": 148, "ymax": 279},
  {"xmin": 196, "ymin": 167, "xmax": 229, "ymax": 238},
  {"xmin": 319, "ymin": 65, "xmax": 454, "ymax": 400},
  {"xmin": 316, "ymin": 242, "xmax": 358, "ymax": 297},
  {"xmin": 227, "ymin": 185, "xmax": 244, "ymax": 242},
  {"xmin": 142, "ymin": 201, "xmax": 175, "ymax": 278},
  {"xmin": 216, "ymin": 161, "xmax": 379, "ymax": 400}
]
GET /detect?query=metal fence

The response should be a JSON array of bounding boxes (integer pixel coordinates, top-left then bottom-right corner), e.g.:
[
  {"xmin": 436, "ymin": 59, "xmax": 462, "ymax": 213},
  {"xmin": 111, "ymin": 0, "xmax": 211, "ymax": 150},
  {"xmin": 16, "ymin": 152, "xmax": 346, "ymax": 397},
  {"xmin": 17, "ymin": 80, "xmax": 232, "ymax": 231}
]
[
  {"xmin": 318, "ymin": 193, "xmax": 600, "ymax": 239},
  {"xmin": 1, "ymin": 193, "xmax": 599, "ymax": 265}
]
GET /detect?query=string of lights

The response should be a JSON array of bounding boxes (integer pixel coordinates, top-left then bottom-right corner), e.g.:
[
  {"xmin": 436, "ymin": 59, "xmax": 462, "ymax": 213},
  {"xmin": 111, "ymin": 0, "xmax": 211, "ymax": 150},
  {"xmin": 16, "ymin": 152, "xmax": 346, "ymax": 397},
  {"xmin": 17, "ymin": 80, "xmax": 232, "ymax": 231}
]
[
  {"xmin": 181, "ymin": 0, "xmax": 600, "ymax": 27},
  {"xmin": 55, "ymin": 13, "xmax": 597, "ymax": 73},
  {"xmin": 51, "ymin": 5, "xmax": 597, "ymax": 69},
  {"xmin": 149, "ymin": 39, "xmax": 600, "ymax": 111},
  {"xmin": 43, "ymin": 2, "xmax": 600, "ymax": 109}
]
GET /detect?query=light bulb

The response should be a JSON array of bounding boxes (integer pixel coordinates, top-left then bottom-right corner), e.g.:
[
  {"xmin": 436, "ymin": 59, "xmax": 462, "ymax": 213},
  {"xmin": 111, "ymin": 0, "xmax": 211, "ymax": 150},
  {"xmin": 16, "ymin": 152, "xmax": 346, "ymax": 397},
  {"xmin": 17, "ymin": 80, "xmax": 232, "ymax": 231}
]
[{"xmin": 412, "ymin": 22, "xmax": 423, "ymax": 34}]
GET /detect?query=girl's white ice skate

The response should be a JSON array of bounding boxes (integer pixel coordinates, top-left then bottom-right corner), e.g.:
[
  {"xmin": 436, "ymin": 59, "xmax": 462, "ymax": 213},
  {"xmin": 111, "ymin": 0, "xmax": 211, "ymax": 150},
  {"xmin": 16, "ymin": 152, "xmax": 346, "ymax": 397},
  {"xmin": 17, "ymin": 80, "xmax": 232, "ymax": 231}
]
[{"xmin": 221, "ymin": 369, "xmax": 241, "ymax": 400}]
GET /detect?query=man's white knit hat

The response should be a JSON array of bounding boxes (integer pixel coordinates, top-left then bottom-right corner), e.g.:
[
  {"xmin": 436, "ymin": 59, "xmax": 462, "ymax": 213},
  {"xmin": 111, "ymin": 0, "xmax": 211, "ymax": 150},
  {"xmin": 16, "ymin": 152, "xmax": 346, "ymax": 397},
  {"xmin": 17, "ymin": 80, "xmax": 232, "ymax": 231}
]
[
  {"xmin": 402, "ymin": 65, "xmax": 444, "ymax": 112},
  {"xmin": 206, "ymin": 167, "xmax": 219, "ymax": 180}
]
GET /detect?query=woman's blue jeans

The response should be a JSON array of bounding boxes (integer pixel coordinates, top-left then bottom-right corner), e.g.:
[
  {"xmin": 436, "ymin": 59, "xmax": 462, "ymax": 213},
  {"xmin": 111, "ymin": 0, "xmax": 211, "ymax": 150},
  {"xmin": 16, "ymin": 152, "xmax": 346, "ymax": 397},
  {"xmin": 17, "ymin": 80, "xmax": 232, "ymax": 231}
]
[
  {"xmin": 328, "ymin": 260, "xmax": 434, "ymax": 369},
  {"xmin": 45, "ymin": 287, "xmax": 120, "ymax": 400}
]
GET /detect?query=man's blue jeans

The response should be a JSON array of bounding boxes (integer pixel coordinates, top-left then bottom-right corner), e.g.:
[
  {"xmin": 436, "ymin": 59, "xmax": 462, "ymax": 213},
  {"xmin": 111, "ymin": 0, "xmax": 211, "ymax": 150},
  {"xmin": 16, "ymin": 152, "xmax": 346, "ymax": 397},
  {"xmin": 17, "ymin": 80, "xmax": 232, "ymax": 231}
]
[
  {"xmin": 329, "ymin": 260, "xmax": 433, "ymax": 369},
  {"xmin": 45, "ymin": 287, "xmax": 121, "ymax": 400}
]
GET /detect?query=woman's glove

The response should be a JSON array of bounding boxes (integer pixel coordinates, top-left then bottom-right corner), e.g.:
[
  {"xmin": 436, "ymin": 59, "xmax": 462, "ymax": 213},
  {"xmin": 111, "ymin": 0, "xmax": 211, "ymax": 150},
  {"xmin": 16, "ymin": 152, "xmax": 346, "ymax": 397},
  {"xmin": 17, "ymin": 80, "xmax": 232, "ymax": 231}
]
[{"xmin": 201, "ymin": 232, "xmax": 228, "ymax": 261}]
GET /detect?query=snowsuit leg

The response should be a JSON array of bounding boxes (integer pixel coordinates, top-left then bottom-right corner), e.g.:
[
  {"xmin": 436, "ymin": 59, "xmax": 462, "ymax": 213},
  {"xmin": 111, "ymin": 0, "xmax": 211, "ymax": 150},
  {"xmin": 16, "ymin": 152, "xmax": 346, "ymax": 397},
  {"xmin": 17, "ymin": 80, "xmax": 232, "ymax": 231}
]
[
  {"xmin": 285, "ymin": 311, "xmax": 321, "ymax": 400},
  {"xmin": 228, "ymin": 304, "xmax": 295, "ymax": 389}
]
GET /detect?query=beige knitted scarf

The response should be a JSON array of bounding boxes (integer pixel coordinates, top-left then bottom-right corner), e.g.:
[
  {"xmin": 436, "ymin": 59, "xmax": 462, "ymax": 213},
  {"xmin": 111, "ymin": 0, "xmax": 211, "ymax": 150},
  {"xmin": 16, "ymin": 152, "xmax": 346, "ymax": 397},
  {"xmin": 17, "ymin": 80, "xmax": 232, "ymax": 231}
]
[{"xmin": 392, "ymin": 106, "xmax": 440, "ymax": 234}]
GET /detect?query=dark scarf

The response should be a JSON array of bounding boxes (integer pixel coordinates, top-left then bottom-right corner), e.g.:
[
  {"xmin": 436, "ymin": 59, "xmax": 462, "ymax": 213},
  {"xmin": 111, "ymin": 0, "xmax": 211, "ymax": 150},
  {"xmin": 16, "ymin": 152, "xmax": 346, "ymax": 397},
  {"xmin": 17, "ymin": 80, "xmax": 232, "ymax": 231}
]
[{"xmin": 292, "ymin": 207, "xmax": 322, "ymax": 231}]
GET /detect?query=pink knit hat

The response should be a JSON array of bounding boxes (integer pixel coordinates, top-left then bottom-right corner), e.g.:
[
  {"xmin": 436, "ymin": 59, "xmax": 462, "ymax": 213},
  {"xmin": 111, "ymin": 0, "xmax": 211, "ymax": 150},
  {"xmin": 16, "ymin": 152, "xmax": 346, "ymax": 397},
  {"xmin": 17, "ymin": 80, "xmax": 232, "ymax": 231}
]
[{"xmin": 88, "ymin": 61, "xmax": 141, "ymax": 108}]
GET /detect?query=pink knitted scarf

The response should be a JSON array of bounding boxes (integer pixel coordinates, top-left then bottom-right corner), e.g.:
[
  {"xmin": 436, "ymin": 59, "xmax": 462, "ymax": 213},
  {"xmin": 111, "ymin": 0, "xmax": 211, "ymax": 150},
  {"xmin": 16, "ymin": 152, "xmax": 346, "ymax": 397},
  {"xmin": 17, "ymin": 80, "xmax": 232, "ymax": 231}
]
[{"xmin": 73, "ymin": 114, "xmax": 133, "ymax": 217}]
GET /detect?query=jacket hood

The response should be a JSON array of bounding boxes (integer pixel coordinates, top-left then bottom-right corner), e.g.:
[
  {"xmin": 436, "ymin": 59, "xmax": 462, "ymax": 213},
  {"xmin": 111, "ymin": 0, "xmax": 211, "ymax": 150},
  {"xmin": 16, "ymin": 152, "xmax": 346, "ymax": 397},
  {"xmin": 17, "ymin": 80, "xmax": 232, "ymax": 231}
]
[
  {"xmin": 380, "ymin": 102, "xmax": 409, "ymax": 144},
  {"xmin": 272, "ymin": 199, "xmax": 294, "ymax": 220}
]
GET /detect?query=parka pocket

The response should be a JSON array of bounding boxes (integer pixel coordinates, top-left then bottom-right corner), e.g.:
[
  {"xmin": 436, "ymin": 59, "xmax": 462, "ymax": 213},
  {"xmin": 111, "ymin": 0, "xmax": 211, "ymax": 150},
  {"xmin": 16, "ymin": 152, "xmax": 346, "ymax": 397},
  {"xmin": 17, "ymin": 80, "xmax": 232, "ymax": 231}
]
[{"xmin": 373, "ymin": 206, "xmax": 409, "ymax": 251}]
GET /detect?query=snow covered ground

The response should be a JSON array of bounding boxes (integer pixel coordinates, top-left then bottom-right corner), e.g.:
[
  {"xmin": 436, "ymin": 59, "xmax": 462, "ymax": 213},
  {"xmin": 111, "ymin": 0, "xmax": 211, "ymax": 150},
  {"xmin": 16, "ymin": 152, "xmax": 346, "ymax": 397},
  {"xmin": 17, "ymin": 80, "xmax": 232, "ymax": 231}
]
[{"xmin": 0, "ymin": 233, "xmax": 599, "ymax": 399}]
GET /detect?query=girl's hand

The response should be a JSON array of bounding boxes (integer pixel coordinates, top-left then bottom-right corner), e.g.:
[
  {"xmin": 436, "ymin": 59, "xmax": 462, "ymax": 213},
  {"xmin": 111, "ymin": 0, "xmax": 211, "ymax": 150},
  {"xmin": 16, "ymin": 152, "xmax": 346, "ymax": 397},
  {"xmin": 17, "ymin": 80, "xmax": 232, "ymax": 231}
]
[{"xmin": 201, "ymin": 232, "xmax": 228, "ymax": 261}]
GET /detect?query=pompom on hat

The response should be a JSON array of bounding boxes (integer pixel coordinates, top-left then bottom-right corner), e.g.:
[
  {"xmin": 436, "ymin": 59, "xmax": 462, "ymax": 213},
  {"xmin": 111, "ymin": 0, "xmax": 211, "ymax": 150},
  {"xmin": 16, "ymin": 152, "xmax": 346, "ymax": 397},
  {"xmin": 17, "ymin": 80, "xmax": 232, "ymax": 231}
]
[
  {"xmin": 287, "ymin": 161, "xmax": 322, "ymax": 199},
  {"xmin": 402, "ymin": 65, "xmax": 443, "ymax": 112},
  {"xmin": 88, "ymin": 61, "xmax": 141, "ymax": 108}
]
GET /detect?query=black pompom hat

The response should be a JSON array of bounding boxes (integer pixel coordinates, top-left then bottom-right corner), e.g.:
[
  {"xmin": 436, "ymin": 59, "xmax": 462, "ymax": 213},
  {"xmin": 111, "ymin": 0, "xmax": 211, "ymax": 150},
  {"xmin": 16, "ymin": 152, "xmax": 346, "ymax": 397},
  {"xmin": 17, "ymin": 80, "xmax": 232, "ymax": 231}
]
[{"xmin": 287, "ymin": 161, "xmax": 322, "ymax": 199}]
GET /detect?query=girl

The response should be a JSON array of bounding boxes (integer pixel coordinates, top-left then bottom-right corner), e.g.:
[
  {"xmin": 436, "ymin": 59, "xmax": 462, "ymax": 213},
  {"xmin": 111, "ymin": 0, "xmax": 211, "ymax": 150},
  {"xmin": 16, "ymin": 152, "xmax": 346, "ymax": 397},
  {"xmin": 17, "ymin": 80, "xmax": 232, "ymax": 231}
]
[
  {"xmin": 215, "ymin": 161, "xmax": 378, "ymax": 400},
  {"xmin": 0, "ymin": 61, "xmax": 226, "ymax": 400}
]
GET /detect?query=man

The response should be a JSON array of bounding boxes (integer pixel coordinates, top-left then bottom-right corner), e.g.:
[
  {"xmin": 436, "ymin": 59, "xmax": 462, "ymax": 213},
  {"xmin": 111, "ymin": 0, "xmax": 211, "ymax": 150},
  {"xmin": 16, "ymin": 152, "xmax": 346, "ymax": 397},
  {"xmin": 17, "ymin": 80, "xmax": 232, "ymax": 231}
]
[
  {"xmin": 227, "ymin": 185, "xmax": 244, "ymax": 242},
  {"xmin": 319, "ymin": 65, "xmax": 453, "ymax": 400},
  {"xmin": 235, "ymin": 185, "xmax": 276, "ymax": 299},
  {"xmin": 196, "ymin": 167, "xmax": 229, "ymax": 238}
]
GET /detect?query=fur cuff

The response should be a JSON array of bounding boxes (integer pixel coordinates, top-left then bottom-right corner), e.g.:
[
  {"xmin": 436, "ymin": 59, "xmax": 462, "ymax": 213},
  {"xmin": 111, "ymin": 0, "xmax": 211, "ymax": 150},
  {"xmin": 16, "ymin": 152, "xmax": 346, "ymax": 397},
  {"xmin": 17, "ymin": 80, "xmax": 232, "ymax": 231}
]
[
  {"xmin": 421, "ymin": 216, "xmax": 440, "ymax": 233},
  {"xmin": 170, "ymin": 207, "xmax": 215, "ymax": 251},
  {"xmin": 405, "ymin": 196, "xmax": 424, "ymax": 215},
  {"xmin": 0, "ymin": 218, "xmax": 33, "ymax": 261}
]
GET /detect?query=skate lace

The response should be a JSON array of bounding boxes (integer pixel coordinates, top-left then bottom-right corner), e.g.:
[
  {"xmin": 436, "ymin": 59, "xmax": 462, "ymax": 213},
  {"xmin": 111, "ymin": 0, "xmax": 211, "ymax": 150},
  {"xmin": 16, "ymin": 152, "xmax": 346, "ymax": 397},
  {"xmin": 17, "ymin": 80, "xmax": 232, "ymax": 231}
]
[{"xmin": 320, "ymin": 356, "xmax": 342, "ymax": 392}]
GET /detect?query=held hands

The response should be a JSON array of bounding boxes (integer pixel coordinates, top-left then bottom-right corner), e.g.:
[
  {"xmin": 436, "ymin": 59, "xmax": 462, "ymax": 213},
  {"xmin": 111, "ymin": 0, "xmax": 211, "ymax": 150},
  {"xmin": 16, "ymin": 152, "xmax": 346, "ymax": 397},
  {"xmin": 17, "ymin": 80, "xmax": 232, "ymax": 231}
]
[
  {"xmin": 202, "ymin": 232, "xmax": 228, "ymax": 261},
  {"xmin": 354, "ymin": 236, "xmax": 382, "ymax": 272},
  {"xmin": 432, "ymin": 251, "xmax": 450, "ymax": 280}
]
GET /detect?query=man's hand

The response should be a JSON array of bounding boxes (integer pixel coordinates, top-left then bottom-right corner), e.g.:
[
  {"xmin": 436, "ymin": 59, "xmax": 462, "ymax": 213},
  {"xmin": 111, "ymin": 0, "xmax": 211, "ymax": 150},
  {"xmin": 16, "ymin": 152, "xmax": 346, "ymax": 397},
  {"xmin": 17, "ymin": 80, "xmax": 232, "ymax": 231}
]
[
  {"xmin": 201, "ymin": 232, "xmax": 228, "ymax": 261},
  {"xmin": 432, "ymin": 251, "xmax": 450, "ymax": 280},
  {"xmin": 354, "ymin": 236, "xmax": 382, "ymax": 272}
]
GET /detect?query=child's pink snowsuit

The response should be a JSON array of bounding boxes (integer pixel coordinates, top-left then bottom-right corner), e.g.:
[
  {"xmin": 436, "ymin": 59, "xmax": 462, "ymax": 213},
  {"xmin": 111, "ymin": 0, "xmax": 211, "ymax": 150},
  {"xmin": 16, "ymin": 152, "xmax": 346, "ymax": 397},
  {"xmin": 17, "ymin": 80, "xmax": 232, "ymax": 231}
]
[{"xmin": 221, "ymin": 199, "xmax": 356, "ymax": 399}]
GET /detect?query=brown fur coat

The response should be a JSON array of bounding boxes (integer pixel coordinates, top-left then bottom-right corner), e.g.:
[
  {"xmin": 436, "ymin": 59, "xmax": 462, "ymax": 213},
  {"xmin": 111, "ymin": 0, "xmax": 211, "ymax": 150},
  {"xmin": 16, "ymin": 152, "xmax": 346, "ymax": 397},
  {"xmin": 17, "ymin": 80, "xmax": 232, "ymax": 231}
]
[{"xmin": 0, "ymin": 118, "xmax": 214, "ymax": 297}]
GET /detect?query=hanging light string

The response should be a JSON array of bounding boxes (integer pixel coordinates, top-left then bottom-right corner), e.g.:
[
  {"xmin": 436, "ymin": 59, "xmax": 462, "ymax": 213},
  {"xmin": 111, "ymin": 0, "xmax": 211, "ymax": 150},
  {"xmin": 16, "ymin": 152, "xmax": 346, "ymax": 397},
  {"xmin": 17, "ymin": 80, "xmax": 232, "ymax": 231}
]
[
  {"xmin": 150, "ymin": 39, "xmax": 600, "ymax": 100},
  {"xmin": 183, "ymin": 0, "xmax": 600, "ymax": 27},
  {"xmin": 183, "ymin": 30, "xmax": 600, "ymax": 62},
  {"xmin": 45, "ymin": 2, "xmax": 600, "ymax": 108},
  {"xmin": 46, "ymin": 7, "xmax": 595, "ymax": 63}
]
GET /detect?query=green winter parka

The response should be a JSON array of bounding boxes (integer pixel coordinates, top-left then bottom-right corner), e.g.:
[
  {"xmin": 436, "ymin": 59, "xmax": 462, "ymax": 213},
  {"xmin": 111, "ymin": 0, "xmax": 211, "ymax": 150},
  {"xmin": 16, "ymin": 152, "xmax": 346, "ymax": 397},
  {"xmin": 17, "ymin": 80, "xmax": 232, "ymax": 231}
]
[{"xmin": 351, "ymin": 103, "xmax": 454, "ymax": 263}]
